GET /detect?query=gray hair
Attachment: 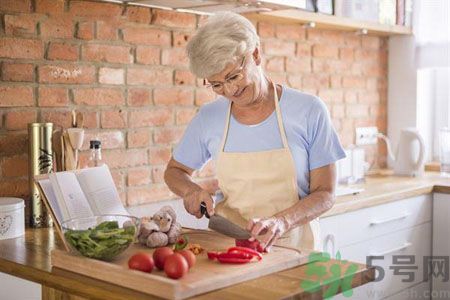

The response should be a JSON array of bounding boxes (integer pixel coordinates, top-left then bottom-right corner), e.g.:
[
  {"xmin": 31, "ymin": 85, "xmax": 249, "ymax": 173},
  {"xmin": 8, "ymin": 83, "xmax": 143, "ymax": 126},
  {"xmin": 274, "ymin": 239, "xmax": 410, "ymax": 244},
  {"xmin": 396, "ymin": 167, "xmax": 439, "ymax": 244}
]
[{"xmin": 186, "ymin": 12, "xmax": 260, "ymax": 78}]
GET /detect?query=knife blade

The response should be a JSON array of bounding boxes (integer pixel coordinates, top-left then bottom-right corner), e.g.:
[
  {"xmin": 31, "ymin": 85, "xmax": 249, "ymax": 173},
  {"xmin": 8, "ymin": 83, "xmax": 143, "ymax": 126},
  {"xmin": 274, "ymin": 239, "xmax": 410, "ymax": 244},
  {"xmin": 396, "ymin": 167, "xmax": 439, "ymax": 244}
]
[{"xmin": 200, "ymin": 201, "xmax": 251, "ymax": 239}]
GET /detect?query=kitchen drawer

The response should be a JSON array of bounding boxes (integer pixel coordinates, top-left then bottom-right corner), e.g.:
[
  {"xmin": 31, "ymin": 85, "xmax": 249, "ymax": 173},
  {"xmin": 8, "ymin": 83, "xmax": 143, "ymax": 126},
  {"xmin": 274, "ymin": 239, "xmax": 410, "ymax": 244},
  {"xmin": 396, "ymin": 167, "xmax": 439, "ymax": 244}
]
[
  {"xmin": 334, "ymin": 222, "xmax": 431, "ymax": 299},
  {"xmin": 320, "ymin": 194, "xmax": 432, "ymax": 250}
]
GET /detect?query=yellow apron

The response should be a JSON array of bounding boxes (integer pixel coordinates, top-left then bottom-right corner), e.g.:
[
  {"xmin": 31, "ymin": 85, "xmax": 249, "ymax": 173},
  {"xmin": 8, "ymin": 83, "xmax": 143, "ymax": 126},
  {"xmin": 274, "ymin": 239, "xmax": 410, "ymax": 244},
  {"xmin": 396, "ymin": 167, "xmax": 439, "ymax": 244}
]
[{"xmin": 215, "ymin": 83, "xmax": 321, "ymax": 251}]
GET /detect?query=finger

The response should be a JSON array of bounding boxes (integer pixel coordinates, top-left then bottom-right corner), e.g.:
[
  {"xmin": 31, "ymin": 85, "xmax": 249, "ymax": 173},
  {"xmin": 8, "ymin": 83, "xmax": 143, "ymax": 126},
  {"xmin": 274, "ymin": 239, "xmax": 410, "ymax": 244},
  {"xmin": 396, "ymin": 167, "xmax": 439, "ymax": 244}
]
[
  {"xmin": 260, "ymin": 227, "xmax": 277, "ymax": 248},
  {"xmin": 246, "ymin": 218, "xmax": 259, "ymax": 231},
  {"xmin": 205, "ymin": 196, "xmax": 215, "ymax": 216},
  {"xmin": 265, "ymin": 230, "xmax": 281, "ymax": 252},
  {"xmin": 250, "ymin": 220, "xmax": 268, "ymax": 239}
]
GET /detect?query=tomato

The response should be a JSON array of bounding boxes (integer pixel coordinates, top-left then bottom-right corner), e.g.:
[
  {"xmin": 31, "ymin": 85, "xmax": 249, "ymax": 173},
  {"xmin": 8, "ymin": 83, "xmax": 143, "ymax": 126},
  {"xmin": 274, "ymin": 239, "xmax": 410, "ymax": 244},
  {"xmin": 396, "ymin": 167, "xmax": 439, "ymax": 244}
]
[
  {"xmin": 177, "ymin": 249, "xmax": 196, "ymax": 269},
  {"xmin": 164, "ymin": 253, "xmax": 189, "ymax": 279},
  {"xmin": 153, "ymin": 247, "xmax": 174, "ymax": 270},
  {"xmin": 128, "ymin": 252, "xmax": 154, "ymax": 273}
]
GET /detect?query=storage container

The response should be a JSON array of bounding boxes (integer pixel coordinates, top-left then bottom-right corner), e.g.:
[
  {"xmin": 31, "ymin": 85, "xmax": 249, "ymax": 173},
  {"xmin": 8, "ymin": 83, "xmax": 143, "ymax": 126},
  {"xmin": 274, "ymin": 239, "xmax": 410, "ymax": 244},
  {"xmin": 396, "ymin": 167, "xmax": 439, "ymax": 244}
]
[{"xmin": 0, "ymin": 198, "xmax": 25, "ymax": 240}]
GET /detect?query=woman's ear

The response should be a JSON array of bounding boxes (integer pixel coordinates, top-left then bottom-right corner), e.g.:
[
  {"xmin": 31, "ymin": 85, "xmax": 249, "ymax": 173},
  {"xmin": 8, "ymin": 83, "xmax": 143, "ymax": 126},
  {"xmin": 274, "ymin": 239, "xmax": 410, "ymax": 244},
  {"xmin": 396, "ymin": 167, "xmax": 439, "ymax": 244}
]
[{"xmin": 253, "ymin": 47, "xmax": 262, "ymax": 65}]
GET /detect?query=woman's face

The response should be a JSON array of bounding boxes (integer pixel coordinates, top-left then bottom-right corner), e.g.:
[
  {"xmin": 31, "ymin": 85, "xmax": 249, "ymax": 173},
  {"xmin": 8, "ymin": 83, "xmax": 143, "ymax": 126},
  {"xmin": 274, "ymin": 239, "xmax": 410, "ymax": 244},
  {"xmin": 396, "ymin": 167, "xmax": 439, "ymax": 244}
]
[{"xmin": 206, "ymin": 49, "xmax": 264, "ymax": 107}]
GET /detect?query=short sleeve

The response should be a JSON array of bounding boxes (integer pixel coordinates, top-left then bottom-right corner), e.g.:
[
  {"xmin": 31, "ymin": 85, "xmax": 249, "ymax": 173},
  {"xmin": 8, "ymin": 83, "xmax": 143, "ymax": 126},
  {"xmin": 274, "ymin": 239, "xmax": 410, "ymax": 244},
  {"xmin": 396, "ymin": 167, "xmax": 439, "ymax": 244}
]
[
  {"xmin": 173, "ymin": 110, "xmax": 211, "ymax": 170},
  {"xmin": 307, "ymin": 98, "xmax": 346, "ymax": 170}
]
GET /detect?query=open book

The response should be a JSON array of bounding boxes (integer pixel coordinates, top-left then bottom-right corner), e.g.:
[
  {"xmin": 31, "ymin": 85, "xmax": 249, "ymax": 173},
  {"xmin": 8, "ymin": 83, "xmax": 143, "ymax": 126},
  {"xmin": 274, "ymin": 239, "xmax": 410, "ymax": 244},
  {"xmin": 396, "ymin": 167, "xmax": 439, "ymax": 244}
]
[{"xmin": 36, "ymin": 165, "xmax": 129, "ymax": 226}]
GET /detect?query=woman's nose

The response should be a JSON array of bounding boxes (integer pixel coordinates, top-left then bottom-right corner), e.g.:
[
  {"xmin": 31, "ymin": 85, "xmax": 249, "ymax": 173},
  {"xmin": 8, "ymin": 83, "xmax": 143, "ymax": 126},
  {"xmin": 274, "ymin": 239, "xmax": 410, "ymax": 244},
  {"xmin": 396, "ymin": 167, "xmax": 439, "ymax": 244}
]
[{"xmin": 223, "ymin": 82, "xmax": 239, "ymax": 97}]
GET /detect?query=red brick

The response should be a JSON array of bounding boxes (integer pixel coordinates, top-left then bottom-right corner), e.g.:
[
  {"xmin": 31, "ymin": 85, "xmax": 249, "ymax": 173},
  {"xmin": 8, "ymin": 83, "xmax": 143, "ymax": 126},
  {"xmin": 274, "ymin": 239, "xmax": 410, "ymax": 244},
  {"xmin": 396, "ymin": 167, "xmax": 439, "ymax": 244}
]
[
  {"xmin": 41, "ymin": 110, "xmax": 72, "ymax": 128},
  {"xmin": 73, "ymin": 88, "xmax": 124, "ymax": 106},
  {"xmin": 320, "ymin": 30, "xmax": 345, "ymax": 46},
  {"xmin": 151, "ymin": 166, "xmax": 165, "ymax": 183},
  {"xmin": 122, "ymin": 27, "xmax": 171, "ymax": 46},
  {"xmin": 40, "ymin": 16, "xmax": 73, "ymax": 39},
  {"xmin": 99, "ymin": 68, "xmax": 124, "ymax": 85},
  {"xmin": 127, "ymin": 185, "xmax": 174, "ymax": 206},
  {"xmin": 96, "ymin": 21, "xmax": 119, "ymax": 40},
  {"xmin": 172, "ymin": 32, "xmax": 191, "ymax": 48},
  {"xmin": 5, "ymin": 111, "xmax": 36, "ymax": 130},
  {"xmin": 148, "ymin": 147, "xmax": 171, "ymax": 164},
  {"xmin": 263, "ymin": 40, "xmax": 296, "ymax": 56},
  {"xmin": 79, "ymin": 111, "xmax": 98, "ymax": 129},
  {"xmin": 124, "ymin": 6, "xmax": 151, "ymax": 23},
  {"xmin": 76, "ymin": 21, "xmax": 94, "ymax": 40},
  {"xmin": 0, "ymin": 37, "xmax": 44, "ymax": 59},
  {"xmin": 127, "ymin": 67, "xmax": 172, "ymax": 86},
  {"xmin": 161, "ymin": 48, "xmax": 189, "ymax": 66},
  {"xmin": 153, "ymin": 127, "xmax": 184, "ymax": 145},
  {"xmin": 0, "ymin": 178, "xmax": 28, "ymax": 198},
  {"xmin": 69, "ymin": 1, "xmax": 123, "ymax": 19},
  {"xmin": 359, "ymin": 92, "xmax": 381, "ymax": 104},
  {"xmin": 296, "ymin": 43, "xmax": 311, "ymax": 57},
  {"xmin": 286, "ymin": 57, "xmax": 311, "ymax": 73},
  {"xmin": 361, "ymin": 63, "xmax": 386, "ymax": 77},
  {"xmin": 275, "ymin": 24, "xmax": 305, "ymax": 40},
  {"xmin": 2, "ymin": 63, "xmax": 33, "ymax": 82},
  {"xmin": 195, "ymin": 88, "xmax": 216, "ymax": 106},
  {"xmin": 127, "ymin": 167, "xmax": 151, "ymax": 186},
  {"xmin": 312, "ymin": 59, "xmax": 346, "ymax": 74},
  {"xmin": 136, "ymin": 46, "xmax": 160, "ymax": 65},
  {"xmin": 0, "ymin": 155, "xmax": 28, "ymax": 177},
  {"xmin": 332, "ymin": 104, "xmax": 345, "ymax": 118},
  {"xmin": 38, "ymin": 87, "xmax": 69, "ymax": 107},
  {"xmin": 354, "ymin": 49, "xmax": 380, "ymax": 62},
  {"xmin": 36, "ymin": 0, "xmax": 64, "ymax": 14},
  {"xmin": 176, "ymin": 108, "xmax": 197, "ymax": 125},
  {"xmin": 152, "ymin": 10, "xmax": 196, "ymax": 29},
  {"xmin": 0, "ymin": 86, "xmax": 33, "ymax": 107},
  {"xmin": 344, "ymin": 91, "xmax": 358, "ymax": 104},
  {"xmin": 102, "ymin": 149, "xmax": 148, "ymax": 169},
  {"xmin": 0, "ymin": 0, "xmax": 32, "ymax": 13},
  {"xmin": 369, "ymin": 104, "xmax": 386, "ymax": 118},
  {"xmin": 4, "ymin": 14, "xmax": 37, "ymax": 35},
  {"xmin": 154, "ymin": 88, "xmax": 194, "ymax": 106},
  {"xmin": 82, "ymin": 131, "xmax": 124, "ymax": 150},
  {"xmin": 175, "ymin": 69, "xmax": 195, "ymax": 86},
  {"xmin": 346, "ymin": 104, "xmax": 369, "ymax": 118},
  {"xmin": 318, "ymin": 89, "xmax": 344, "ymax": 104},
  {"xmin": 39, "ymin": 64, "xmax": 95, "ymax": 84},
  {"xmin": 342, "ymin": 76, "xmax": 366, "ymax": 89},
  {"xmin": 330, "ymin": 75, "xmax": 342, "ymax": 88},
  {"xmin": 127, "ymin": 88, "xmax": 151, "ymax": 106},
  {"xmin": 264, "ymin": 57, "xmax": 285, "ymax": 72},
  {"xmin": 302, "ymin": 74, "xmax": 329, "ymax": 89},
  {"xmin": 101, "ymin": 110, "xmax": 127, "ymax": 129},
  {"xmin": 127, "ymin": 129, "xmax": 151, "ymax": 148},
  {"xmin": 339, "ymin": 48, "xmax": 354, "ymax": 61},
  {"xmin": 128, "ymin": 108, "xmax": 172, "ymax": 128},
  {"xmin": 0, "ymin": 133, "xmax": 28, "ymax": 156},
  {"xmin": 287, "ymin": 74, "xmax": 302, "ymax": 89},
  {"xmin": 362, "ymin": 36, "xmax": 381, "ymax": 49},
  {"xmin": 257, "ymin": 22, "xmax": 275, "ymax": 38},
  {"xmin": 110, "ymin": 169, "xmax": 125, "ymax": 191},
  {"xmin": 312, "ymin": 44, "xmax": 338, "ymax": 58},
  {"xmin": 47, "ymin": 42, "xmax": 79, "ymax": 61},
  {"xmin": 82, "ymin": 44, "xmax": 132, "ymax": 64}
]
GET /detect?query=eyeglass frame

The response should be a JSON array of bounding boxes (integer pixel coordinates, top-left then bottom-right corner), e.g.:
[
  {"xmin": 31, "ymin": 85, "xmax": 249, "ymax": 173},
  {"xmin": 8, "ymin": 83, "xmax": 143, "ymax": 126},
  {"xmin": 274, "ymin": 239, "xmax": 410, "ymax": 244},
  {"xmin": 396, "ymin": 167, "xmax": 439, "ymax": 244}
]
[{"xmin": 203, "ymin": 56, "xmax": 247, "ymax": 93}]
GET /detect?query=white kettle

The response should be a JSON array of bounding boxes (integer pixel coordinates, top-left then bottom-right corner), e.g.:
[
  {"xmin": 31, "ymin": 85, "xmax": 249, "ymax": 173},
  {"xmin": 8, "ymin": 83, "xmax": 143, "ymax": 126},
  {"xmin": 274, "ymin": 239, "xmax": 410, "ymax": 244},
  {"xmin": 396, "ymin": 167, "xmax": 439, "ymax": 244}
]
[{"xmin": 380, "ymin": 128, "xmax": 426, "ymax": 176}]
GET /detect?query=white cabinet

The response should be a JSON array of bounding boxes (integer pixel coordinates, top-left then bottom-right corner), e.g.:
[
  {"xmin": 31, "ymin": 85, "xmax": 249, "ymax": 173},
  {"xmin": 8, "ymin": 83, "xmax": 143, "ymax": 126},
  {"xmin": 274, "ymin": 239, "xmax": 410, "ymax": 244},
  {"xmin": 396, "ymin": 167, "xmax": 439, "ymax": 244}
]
[
  {"xmin": 0, "ymin": 272, "xmax": 41, "ymax": 300},
  {"xmin": 320, "ymin": 195, "xmax": 433, "ymax": 299},
  {"xmin": 432, "ymin": 193, "xmax": 450, "ymax": 298}
]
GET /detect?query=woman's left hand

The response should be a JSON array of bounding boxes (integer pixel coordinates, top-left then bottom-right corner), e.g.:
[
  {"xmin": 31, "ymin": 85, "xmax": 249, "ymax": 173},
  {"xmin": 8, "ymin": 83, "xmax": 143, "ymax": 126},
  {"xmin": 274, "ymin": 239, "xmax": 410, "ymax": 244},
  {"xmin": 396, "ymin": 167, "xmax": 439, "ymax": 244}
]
[{"xmin": 246, "ymin": 216, "xmax": 289, "ymax": 252}]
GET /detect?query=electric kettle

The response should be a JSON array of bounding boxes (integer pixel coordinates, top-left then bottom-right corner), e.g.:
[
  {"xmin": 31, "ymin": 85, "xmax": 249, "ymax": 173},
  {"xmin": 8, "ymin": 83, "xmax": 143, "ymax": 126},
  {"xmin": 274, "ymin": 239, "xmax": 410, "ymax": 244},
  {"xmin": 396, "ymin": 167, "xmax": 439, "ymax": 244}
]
[{"xmin": 379, "ymin": 128, "xmax": 426, "ymax": 177}]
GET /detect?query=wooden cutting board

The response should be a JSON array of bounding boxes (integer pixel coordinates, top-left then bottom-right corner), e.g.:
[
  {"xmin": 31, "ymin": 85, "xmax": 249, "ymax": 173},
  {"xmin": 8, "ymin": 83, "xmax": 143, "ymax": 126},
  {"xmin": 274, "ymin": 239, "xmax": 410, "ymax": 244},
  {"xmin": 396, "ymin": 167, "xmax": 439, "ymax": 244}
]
[{"xmin": 51, "ymin": 230, "xmax": 315, "ymax": 300}]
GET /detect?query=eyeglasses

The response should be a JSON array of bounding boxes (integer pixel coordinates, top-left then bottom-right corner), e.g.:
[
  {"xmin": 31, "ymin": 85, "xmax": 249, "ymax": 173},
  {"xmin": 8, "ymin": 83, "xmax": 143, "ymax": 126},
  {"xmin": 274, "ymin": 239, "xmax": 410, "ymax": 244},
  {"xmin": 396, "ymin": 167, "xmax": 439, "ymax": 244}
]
[{"xmin": 204, "ymin": 56, "xmax": 246, "ymax": 93}]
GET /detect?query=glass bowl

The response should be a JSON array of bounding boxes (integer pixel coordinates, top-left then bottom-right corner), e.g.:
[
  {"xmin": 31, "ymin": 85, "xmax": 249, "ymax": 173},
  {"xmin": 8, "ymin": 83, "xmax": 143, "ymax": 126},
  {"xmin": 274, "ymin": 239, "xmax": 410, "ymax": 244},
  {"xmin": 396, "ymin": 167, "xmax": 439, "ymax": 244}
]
[{"xmin": 61, "ymin": 215, "xmax": 140, "ymax": 261}]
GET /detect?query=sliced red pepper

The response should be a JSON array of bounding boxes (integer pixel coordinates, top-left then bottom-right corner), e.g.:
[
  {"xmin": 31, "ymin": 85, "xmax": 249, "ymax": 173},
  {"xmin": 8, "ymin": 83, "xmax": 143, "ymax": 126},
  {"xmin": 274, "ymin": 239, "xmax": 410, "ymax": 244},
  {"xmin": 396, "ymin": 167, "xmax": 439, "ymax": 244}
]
[
  {"xmin": 235, "ymin": 239, "xmax": 265, "ymax": 253},
  {"xmin": 207, "ymin": 251, "xmax": 219, "ymax": 260},
  {"xmin": 218, "ymin": 252, "xmax": 252, "ymax": 260},
  {"xmin": 227, "ymin": 246, "xmax": 263, "ymax": 261},
  {"xmin": 217, "ymin": 257, "xmax": 252, "ymax": 264}
]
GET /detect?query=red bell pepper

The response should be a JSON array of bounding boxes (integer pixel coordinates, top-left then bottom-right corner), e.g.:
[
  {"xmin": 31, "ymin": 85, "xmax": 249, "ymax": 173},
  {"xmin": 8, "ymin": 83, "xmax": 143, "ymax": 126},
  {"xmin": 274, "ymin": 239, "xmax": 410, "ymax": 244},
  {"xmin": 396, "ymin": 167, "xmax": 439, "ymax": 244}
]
[
  {"xmin": 227, "ymin": 246, "xmax": 263, "ymax": 261},
  {"xmin": 235, "ymin": 239, "xmax": 265, "ymax": 253}
]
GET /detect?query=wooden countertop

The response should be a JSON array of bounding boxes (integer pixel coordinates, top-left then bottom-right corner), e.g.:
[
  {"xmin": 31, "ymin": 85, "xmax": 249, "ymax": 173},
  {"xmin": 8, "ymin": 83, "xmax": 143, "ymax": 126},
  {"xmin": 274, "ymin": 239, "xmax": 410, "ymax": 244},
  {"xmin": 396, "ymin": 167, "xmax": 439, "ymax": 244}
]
[
  {"xmin": 0, "ymin": 228, "xmax": 373, "ymax": 300},
  {"xmin": 325, "ymin": 170, "xmax": 450, "ymax": 217}
]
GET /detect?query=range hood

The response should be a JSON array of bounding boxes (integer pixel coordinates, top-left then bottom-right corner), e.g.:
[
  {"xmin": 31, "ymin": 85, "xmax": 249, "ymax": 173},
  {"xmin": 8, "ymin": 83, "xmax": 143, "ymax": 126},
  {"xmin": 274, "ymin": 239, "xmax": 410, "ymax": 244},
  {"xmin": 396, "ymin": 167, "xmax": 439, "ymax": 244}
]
[{"xmin": 101, "ymin": 0, "xmax": 307, "ymax": 15}]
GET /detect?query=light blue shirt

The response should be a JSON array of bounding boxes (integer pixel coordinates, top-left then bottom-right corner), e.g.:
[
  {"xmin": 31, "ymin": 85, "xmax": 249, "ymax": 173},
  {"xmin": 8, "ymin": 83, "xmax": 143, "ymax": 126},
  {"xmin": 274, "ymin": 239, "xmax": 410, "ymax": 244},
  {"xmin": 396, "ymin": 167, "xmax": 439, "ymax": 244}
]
[{"xmin": 173, "ymin": 85, "xmax": 346, "ymax": 197}]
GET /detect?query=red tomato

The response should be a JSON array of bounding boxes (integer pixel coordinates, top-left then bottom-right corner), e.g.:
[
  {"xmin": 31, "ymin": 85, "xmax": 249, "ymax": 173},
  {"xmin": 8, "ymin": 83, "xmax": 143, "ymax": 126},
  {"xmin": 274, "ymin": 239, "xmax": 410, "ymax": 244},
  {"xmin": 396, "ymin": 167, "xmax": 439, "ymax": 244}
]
[
  {"xmin": 164, "ymin": 253, "xmax": 189, "ymax": 279},
  {"xmin": 177, "ymin": 250, "xmax": 196, "ymax": 269},
  {"xmin": 153, "ymin": 247, "xmax": 174, "ymax": 270},
  {"xmin": 128, "ymin": 252, "xmax": 154, "ymax": 273}
]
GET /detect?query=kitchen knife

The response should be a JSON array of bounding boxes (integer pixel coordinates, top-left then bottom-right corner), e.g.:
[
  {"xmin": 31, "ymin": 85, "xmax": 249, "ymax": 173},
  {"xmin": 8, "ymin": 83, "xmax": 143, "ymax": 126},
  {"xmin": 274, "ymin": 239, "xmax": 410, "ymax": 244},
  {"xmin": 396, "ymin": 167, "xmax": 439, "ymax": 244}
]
[{"xmin": 200, "ymin": 202, "xmax": 251, "ymax": 240}]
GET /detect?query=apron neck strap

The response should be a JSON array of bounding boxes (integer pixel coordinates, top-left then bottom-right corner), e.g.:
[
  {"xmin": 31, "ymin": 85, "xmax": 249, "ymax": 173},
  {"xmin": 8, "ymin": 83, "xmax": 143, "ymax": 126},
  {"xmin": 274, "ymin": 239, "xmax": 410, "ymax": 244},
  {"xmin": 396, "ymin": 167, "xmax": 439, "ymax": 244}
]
[{"xmin": 220, "ymin": 82, "xmax": 289, "ymax": 151}]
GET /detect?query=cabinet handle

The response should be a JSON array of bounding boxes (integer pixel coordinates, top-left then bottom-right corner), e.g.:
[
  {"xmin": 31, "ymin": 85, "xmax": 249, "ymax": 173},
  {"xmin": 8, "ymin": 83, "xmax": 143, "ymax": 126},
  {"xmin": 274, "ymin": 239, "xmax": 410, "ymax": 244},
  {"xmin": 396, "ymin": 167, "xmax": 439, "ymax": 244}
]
[
  {"xmin": 369, "ymin": 242, "xmax": 412, "ymax": 256},
  {"xmin": 369, "ymin": 212, "xmax": 410, "ymax": 226}
]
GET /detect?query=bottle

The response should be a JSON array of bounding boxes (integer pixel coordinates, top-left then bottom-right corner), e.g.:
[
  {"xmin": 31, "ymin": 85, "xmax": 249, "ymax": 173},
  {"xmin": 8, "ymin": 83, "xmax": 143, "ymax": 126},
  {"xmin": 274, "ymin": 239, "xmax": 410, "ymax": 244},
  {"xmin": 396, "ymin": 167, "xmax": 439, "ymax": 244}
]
[{"xmin": 88, "ymin": 140, "xmax": 104, "ymax": 167}]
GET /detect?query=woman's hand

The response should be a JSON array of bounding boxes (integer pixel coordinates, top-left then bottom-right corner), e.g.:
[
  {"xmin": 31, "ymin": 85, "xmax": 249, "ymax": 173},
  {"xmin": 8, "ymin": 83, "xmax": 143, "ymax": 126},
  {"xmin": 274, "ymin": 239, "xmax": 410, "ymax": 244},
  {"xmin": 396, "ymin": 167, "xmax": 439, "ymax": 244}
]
[
  {"xmin": 246, "ymin": 216, "xmax": 289, "ymax": 252},
  {"xmin": 183, "ymin": 186, "xmax": 214, "ymax": 219}
]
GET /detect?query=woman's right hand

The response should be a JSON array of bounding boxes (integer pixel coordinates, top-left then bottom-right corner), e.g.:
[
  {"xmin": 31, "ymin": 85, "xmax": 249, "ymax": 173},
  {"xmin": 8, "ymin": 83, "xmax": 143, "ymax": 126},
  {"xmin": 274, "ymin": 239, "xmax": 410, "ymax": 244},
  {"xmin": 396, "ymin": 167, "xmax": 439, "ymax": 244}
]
[{"xmin": 183, "ymin": 186, "xmax": 215, "ymax": 219}]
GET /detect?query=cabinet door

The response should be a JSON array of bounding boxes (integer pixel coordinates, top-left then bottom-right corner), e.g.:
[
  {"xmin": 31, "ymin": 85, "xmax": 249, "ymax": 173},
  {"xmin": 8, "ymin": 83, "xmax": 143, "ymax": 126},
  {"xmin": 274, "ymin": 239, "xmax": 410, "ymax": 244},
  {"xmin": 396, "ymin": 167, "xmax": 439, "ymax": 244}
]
[
  {"xmin": 432, "ymin": 193, "xmax": 450, "ymax": 298},
  {"xmin": 0, "ymin": 272, "xmax": 41, "ymax": 300}
]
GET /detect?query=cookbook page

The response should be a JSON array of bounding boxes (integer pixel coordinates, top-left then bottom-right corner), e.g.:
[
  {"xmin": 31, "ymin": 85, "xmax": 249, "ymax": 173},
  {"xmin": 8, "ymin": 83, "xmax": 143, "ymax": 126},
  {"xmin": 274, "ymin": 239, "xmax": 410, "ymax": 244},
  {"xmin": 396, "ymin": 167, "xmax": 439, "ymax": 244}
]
[
  {"xmin": 37, "ymin": 178, "xmax": 64, "ymax": 225},
  {"xmin": 49, "ymin": 171, "xmax": 94, "ymax": 221},
  {"xmin": 76, "ymin": 165, "xmax": 129, "ymax": 216}
]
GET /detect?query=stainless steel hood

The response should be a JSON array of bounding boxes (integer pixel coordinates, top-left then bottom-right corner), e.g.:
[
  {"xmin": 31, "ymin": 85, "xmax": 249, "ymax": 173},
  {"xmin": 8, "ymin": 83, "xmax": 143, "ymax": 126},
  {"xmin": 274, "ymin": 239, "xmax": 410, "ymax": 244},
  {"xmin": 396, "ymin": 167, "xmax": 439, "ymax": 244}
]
[{"xmin": 100, "ymin": 0, "xmax": 307, "ymax": 15}]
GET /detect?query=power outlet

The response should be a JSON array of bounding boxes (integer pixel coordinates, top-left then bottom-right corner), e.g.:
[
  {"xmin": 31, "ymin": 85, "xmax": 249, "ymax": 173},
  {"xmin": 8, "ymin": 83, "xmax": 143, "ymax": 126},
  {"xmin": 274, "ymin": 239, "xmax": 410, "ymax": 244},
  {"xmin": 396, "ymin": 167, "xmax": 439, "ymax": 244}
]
[{"xmin": 355, "ymin": 127, "xmax": 379, "ymax": 145}]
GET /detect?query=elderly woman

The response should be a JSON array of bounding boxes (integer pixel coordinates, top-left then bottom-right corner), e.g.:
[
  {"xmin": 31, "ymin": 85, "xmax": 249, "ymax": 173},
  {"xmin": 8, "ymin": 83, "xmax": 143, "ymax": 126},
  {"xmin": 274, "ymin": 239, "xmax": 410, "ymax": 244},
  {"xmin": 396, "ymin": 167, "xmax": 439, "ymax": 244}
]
[{"xmin": 164, "ymin": 12, "xmax": 345, "ymax": 252}]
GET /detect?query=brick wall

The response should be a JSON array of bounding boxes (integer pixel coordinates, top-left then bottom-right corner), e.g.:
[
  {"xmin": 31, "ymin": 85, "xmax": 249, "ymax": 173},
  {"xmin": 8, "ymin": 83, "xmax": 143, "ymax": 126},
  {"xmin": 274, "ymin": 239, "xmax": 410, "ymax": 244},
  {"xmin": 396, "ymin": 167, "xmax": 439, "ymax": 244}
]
[{"xmin": 0, "ymin": 0, "xmax": 387, "ymax": 213}]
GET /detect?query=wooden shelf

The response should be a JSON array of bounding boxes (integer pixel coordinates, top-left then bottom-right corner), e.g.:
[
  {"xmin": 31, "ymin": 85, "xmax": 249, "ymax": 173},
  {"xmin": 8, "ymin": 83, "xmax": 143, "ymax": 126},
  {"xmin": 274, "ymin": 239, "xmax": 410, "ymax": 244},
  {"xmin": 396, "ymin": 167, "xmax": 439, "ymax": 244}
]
[{"xmin": 247, "ymin": 9, "xmax": 412, "ymax": 36}]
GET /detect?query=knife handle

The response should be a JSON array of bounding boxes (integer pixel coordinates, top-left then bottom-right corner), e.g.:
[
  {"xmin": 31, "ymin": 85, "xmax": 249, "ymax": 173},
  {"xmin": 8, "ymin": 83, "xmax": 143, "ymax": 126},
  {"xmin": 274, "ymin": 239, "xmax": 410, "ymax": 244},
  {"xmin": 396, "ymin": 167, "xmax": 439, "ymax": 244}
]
[{"xmin": 200, "ymin": 201, "xmax": 210, "ymax": 219}]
